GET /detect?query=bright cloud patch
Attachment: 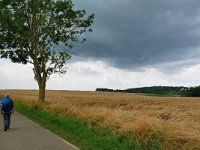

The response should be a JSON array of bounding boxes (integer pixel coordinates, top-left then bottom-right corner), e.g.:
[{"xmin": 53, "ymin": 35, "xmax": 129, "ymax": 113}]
[{"xmin": 1, "ymin": 59, "xmax": 200, "ymax": 90}]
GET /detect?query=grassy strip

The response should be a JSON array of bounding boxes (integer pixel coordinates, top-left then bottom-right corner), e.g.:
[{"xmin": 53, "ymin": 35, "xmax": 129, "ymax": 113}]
[{"xmin": 15, "ymin": 102, "xmax": 142, "ymax": 150}]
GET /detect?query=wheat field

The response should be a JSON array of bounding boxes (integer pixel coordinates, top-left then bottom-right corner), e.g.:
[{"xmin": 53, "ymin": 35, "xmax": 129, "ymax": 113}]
[{"xmin": 1, "ymin": 90, "xmax": 200, "ymax": 149}]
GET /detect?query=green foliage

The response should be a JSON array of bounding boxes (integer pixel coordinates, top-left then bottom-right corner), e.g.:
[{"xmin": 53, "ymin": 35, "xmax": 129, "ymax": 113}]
[
  {"xmin": 181, "ymin": 86, "xmax": 200, "ymax": 97},
  {"xmin": 96, "ymin": 86, "xmax": 188, "ymax": 96},
  {"xmin": 0, "ymin": 0, "xmax": 94, "ymax": 76},
  {"xmin": 97, "ymin": 85, "xmax": 200, "ymax": 97},
  {"xmin": 0, "ymin": 0, "xmax": 94, "ymax": 101}
]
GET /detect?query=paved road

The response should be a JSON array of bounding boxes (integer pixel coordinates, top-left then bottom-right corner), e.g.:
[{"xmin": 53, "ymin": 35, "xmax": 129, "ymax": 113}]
[{"xmin": 0, "ymin": 111, "xmax": 79, "ymax": 150}]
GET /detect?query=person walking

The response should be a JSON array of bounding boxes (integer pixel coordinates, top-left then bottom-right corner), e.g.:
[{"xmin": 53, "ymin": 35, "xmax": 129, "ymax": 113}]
[{"xmin": 1, "ymin": 93, "xmax": 14, "ymax": 131}]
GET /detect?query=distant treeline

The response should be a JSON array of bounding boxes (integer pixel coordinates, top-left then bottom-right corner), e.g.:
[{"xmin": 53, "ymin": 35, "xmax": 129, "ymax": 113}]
[{"xmin": 96, "ymin": 86, "xmax": 200, "ymax": 97}]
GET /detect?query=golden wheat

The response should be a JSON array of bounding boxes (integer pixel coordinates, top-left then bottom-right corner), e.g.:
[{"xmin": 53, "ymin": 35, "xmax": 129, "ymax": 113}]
[{"xmin": 1, "ymin": 90, "xmax": 200, "ymax": 149}]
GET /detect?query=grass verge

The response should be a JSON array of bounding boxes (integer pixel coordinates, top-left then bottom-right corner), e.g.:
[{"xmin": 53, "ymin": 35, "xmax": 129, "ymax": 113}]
[{"xmin": 15, "ymin": 102, "xmax": 142, "ymax": 150}]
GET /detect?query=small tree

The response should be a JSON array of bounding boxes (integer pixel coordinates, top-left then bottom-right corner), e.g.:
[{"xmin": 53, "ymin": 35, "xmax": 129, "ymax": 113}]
[{"xmin": 0, "ymin": 0, "xmax": 94, "ymax": 102}]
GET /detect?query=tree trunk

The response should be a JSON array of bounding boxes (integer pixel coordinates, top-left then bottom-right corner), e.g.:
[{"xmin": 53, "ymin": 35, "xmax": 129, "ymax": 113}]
[{"xmin": 38, "ymin": 79, "xmax": 46, "ymax": 102}]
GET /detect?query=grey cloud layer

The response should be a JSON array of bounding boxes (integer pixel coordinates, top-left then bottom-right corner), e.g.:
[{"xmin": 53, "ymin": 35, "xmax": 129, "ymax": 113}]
[{"xmin": 73, "ymin": 0, "xmax": 200, "ymax": 70}]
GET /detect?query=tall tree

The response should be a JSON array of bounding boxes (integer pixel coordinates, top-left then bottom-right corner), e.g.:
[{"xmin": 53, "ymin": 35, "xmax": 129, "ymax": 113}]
[{"xmin": 0, "ymin": 0, "xmax": 94, "ymax": 102}]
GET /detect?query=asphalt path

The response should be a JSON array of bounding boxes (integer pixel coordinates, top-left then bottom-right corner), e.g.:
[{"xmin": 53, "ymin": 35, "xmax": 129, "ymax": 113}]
[{"xmin": 0, "ymin": 111, "xmax": 79, "ymax": 150}]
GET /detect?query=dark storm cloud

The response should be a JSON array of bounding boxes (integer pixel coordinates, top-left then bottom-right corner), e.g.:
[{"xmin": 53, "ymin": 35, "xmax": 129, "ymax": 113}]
[{"xmin": 73, "ymin": 0, "xmax": 200, "ymax": 70}]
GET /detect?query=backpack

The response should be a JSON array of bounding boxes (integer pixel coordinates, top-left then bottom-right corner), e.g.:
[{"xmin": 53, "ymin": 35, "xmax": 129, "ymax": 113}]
[{"xmin": 1, "ymin": 98, "xmax": 12, "ymax": 112}]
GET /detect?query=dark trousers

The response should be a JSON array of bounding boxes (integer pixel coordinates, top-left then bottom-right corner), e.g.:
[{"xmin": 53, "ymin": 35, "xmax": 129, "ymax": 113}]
[{"xmin": 3, "ymin": 112, "xmax": 12, "ymax": 130}]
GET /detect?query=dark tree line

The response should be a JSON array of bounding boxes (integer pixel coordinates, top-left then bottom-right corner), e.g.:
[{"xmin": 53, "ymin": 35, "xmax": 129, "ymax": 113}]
[
  {"xmin": 181, "ymin": 86, "xmax": 200, "ymax": 97},
  {"xmin": 96, "ymin": 86, "xmax": 200, "ymax": 97}
]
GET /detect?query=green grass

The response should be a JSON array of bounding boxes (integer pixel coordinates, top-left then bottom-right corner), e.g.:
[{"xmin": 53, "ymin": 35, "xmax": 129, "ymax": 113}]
[{"xmin": 15, "ymin": 102, "xmax": 142, "ymax": 150}]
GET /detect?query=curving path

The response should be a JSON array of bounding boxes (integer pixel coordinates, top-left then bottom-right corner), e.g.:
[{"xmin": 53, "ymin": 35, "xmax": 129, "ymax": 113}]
[{"xmin": 0, "ymin": 111, "xmax": 79, "ymax": 150}]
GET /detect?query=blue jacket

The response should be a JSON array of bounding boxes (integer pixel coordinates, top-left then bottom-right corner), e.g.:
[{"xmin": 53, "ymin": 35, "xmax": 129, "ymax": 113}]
[{"xmin": 1, "ymin": 97, "xmax": 14, "ymax": 112}]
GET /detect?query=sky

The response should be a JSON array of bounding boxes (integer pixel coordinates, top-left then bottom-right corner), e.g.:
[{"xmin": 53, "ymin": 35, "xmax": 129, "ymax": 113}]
[{"xmin": 1, "ymin": 0, "xmax": 200, "ymax": 90}]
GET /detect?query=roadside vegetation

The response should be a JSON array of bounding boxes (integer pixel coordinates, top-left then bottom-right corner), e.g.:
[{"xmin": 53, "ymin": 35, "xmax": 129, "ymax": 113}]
[
  {"xmin": 15, "ymin": 102, "xmax": 141, "ymax": 150},
  {"xmin": 1, "ymin": 90, "xmax": 200, "ymax": 150}
]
